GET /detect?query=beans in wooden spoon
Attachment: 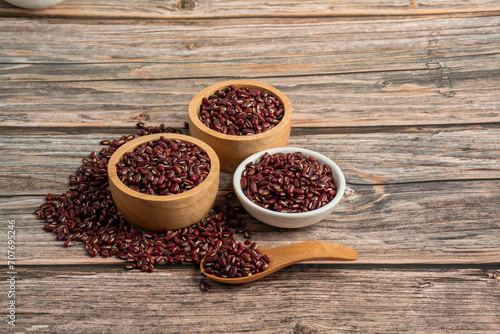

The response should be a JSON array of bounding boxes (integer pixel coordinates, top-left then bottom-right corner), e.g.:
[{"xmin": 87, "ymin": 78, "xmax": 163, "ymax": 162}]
[{"xmin": 200, "ymin": 241, "xmax": 358, "ymax": 284}]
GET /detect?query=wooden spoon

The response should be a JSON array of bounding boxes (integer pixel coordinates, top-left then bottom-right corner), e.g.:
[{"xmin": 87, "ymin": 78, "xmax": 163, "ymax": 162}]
[{"xmin": 200, "ymin": 241, "xmax": 358, "ymax": 284}]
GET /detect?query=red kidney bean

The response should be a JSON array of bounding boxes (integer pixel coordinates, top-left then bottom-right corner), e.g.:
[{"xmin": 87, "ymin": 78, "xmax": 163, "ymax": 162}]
[
  {"xmin": 43, "ymin": 224, "xmax": 55, "ymax": 232},
  {"xmin": 198, "ymin": 85, "xmax": 284, "ymax": 136},
  {"xmin": 240, "ymin": 151, "xmax": 338, "ymax": 213},
  {"xmin": 241, "ymin": 252, "xmax": 251, "ymax": 263},
  {"xmin": 240, "ymin": 177, "xmax": 248, "ymax": 190},
  {"xmin": 200, "ymin": 279, "xmax": 210, "ymax": 291}
]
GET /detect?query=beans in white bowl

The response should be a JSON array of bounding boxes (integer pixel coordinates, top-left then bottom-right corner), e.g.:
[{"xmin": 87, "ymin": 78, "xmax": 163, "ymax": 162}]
[
  {"xmin": 240, "ymin": 151, "xmax": 338, "ymax": 213},
  {"xmin": 233, "ymin": 147, "xmax": 346, "ymax": 228}
]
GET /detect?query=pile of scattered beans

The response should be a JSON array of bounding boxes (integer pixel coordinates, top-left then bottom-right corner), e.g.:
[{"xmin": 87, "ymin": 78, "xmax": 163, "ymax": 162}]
[
  {"xmin": 241, "ymin": 151, "xmax": 337, "ymax": 213},
  {"xmin": 33, "ymin": 123, "xmax": 266, "ymax": 286},
  {"xmin": 203, "ymin": 241, "xmax": 271, "ymax": 278},
  {"xmin": 117, "ymin": 138, "xmax": 210, "ymax": 195},
  {"xmin": 199, "ymin": 85, "xmax": 284, "ymax": 135}
]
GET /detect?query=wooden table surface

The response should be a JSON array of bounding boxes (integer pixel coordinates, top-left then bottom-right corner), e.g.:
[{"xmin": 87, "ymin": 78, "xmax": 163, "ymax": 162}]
[{"xmin": 1, "ymin": 1, "xmax": 499, "ymax": 333}]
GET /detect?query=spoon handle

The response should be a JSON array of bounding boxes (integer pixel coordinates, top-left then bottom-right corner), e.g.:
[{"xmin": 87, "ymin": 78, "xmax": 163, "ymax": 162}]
[{"xmin": 269, "ymin": 241, "xmax": 358, "ymax": 265}]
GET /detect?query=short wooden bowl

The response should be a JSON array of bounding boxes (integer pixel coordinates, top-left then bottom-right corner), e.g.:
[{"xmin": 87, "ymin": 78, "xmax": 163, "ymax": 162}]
[
  {"xmin": 188, "ymin": 80, "xmax": 292, "ymax": 172},
  {"xmin": 107, "ymin": 133, "xmax": 220, "ymax": 232}
]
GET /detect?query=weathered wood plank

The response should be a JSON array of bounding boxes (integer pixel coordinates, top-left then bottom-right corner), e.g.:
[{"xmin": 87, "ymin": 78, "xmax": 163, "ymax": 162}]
[
  {"xmin": 10, "ymin": 264, "xmax": 500, "ymax": 333},
  {"xmin": 1, "ymin": 50, "xmax": 498, "ymax": 83},
  {"xmin": 3, "ymin": 176, "xmax": 499, "ymax": 265},
  {"xmin": 1, "ymin": 0, "xmax": 499, "ymax": 18},
  {"xmin": 1, "ymin": 15, "xmax": 498, "ymax": 67},
  {"xmin": 0, "ymin": 1, "xmax": 498, "ymax": 332},
  {"xmin": 0, "ymin": 16, "xmax": 497, "ymax": 128},
  {"xmin": 1, "ymin": 49, "xmax": 498, "ymax": 83},
  {"xmin": 1, "ymin": 126, "xmax": 498, "ymax": 196},
  {"xmin": 0, "ymin": 68, "xmax": 499, "ymax": 128}
]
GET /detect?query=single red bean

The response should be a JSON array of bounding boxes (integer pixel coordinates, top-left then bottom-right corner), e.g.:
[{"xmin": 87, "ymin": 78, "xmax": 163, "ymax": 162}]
[
  {"xmin": 43, "ymin": 224, "xmax": 55, "ymax": 232},
  {"xmin": 249, "ymin": 181, "xmax": 258, "ymax": 194},
  {"xmin": 87, "ymin": 247, "xmax": 98, "ymax": 257},
  {"xmin": 240, "ymin": 177, "xmax": 248, "ymax": 190},
  {"xmin": 200, "ymin": 280, "xmax": 210, "ymax": 291},
  {"xmin": 241, "ymin": 252, "xmax": 251, "ymax": 263}
]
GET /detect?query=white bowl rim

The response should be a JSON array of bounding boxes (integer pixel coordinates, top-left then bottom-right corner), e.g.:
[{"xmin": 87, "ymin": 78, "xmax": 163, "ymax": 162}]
[
  {"xmin": 233, "ymin": 147, "xmax": 346, "ymax": 219},
  {"xmin": 5, "ymin": 0, "xmax": 65, "ymax": 9}
]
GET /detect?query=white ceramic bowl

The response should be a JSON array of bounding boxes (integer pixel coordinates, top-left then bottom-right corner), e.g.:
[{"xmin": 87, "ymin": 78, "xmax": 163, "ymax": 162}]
[
  {"xmin": 233, "ymin": 147, "xmax": 346, "ymax": 228},
  {"xmin": 4, "ymin": 0, "xmax": 65, "ymax": 9}
]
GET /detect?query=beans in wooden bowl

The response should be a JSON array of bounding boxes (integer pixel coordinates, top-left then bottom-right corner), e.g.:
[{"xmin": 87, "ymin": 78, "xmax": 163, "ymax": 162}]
[
  {"xmin": 198, "ymin": 84, "xmax": 284, "ymax": 136},
  {"xmin": 108, "ymin": 133, "xmax": 220, "ymax": 232},
  {"xmin": 188, "ymin": 80, "xmax": 292, "ymax": 172},
  {"xmin": 117, "ymin": 137, "xmax": 211, "ymax": 196}
]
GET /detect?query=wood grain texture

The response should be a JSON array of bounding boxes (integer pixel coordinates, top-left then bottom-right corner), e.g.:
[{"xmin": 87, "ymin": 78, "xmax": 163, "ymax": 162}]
[
  {"xmin": 2, "ymin": 126, "xmax": 498, "ymax": 195},
  {"xmin": 1, "ymin": 15, "xmax": 498, "ymax": 66},
  {"xmin": 10, "ymin": 265, "xmax": 500, "ymax": 333},
  {"xmin": 1, "ymin": 69, "xmax": 499, "ymax": 127},
  {"xmin": 1, "ymin": 1, "xmax": 499, "ymax": 332},
  {"xmin": 0, "ymin": 15, "xmax": 498, "ymax": 128},
  {"xmin": 1, "ymin": 0, "xmax": 500, "ymax": 18},
  {"xmin": 2, "ymin": 177, "xmax": 499, "ymax": 265}
]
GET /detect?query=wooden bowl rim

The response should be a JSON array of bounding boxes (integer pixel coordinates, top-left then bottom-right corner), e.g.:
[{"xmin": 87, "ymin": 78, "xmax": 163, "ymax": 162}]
[
  {"xmin": 107, "ymin": 133, "xmax": 220, "ymax": 202},
  {"xmin": 188, "ymin": 80, "xmax": 292, "ymax": 142}
]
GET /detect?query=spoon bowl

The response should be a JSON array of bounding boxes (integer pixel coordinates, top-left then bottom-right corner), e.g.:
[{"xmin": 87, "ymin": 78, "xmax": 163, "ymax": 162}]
[{"xmin": 200, "ymin": 241, "xmax": 358, "ymax": 284}]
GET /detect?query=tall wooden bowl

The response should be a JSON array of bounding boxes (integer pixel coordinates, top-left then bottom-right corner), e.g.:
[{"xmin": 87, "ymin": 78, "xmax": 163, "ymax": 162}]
[
  {"xmin": 108, "ymin": 133, "xmax": 220, "ymax": 232},
  {"xmin": 188, "ymin": 80, "xmax": 292, "ymax": 172}
]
